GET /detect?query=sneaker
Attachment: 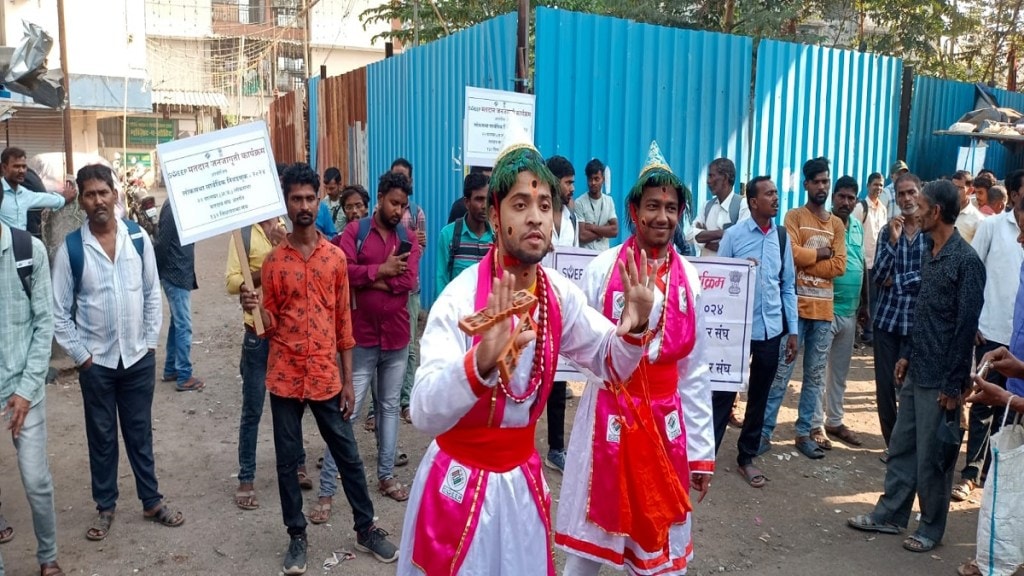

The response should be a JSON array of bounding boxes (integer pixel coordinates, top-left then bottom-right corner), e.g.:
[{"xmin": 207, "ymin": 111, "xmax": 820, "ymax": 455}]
[
  {"xmin": 356, "ymin": 526, "xmax": 399, "ymax": 563},
  {"xmin": 545, "ymin": 449, "xmax": 566, "ymax": 473},
  {"xmin": 282, "ymin": 535, "xmax": 308, "ymax": 575}
]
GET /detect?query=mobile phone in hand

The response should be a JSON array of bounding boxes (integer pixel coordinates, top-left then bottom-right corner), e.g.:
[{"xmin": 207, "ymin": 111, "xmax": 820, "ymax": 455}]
[{"xmin": 397, "ymin": 240, "xmax": 412, "ymax": 256}]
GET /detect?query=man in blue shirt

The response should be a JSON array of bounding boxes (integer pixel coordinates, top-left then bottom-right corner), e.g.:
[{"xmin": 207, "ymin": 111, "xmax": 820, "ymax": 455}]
[
  {"xmin": 716, "ymin": 176, "xmax": 798, "ymax": 487},
  {"xmin": 0, "ymin": 147, "xmax": 76, "ymax": 230},
  {"xmin": 436, "ymin": 172, "xmax": 493, "ymax": 291}
]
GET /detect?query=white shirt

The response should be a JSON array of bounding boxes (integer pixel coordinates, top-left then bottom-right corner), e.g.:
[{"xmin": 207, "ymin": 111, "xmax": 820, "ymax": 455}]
[
  {"xmin": 971, "ymin": 210, "xmax": 1022, "ymax": 345},
  {"xmin": 0, "ymin": 177, "xmax": 65, "ymax": 230},
  {"xmin": 956, "ymin": 202, "xmax": 984, "ymax": 244},
  {"xmin": 552, "ymin": 209, "xmax": 579, "ymax": 248},
  {"xmin": 690, "ymin": 191, "xmax": 750, "ymax": 257},
  {"xmin": 573, "ymin": 193, "xmax": 618, "ymax": 252},
  {"xmin": 852, "ymin": 196, "xmax": 888, "ymax": 269},
  {"xmin": 52, "ymin": 219, "xmax": 162, "ymax": 368}
]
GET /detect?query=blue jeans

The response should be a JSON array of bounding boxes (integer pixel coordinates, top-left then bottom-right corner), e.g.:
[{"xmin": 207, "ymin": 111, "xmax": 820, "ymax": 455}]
[
  {"xmin": 345, "ymin": 345, "xmax": 408, "ymax": 480},
  {"xmin": 400, "ymin": 291, "xmax": 421, "ymax": 409},
  {"xmin": 10, "ymin": 399, "xmax": 58, "ymax": 564},
  {"xmin": 161, "ymin": 281, "xmax": 194, "ymax": 385},
  {"xmin": 79, "ymin": 351, "xmax": 163, "ymax": 511},
  {"xmin": 762, "ymin": 318, "xmax": 834, "ymax": 440}
]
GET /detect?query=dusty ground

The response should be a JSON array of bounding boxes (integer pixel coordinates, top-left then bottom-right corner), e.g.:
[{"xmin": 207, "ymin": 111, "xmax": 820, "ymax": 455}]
[{"xmin": 0, "ymin": 229, "xmax": 982, "ymax": 576}]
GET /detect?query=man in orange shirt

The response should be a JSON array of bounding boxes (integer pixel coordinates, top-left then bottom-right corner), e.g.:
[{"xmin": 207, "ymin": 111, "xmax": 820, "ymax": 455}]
[
  {"xmin": 242, "ymin": 163, "xmax": 398, "ymax": 575},
  {"xmin": 760, "ymin": 157, "xmax": 847, "ymax": 460}
]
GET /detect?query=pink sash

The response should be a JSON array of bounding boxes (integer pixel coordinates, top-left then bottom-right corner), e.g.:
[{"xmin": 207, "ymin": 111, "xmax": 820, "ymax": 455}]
[{"xmin": 411, "ymin": 248, "xmax": 562, "ymax": 575}]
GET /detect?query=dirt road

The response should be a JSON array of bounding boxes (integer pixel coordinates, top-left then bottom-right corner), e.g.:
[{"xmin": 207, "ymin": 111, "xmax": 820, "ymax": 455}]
[{"xmin": 0, "ymin": 232, "xmax": 981, "ymax": 575}]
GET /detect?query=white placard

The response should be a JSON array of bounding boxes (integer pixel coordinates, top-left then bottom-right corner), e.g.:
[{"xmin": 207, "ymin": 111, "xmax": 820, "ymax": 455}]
[
  {"xmin": 693, "ymin": 257, "xmax": 756, "ymax": 392},
  {"xmin": 544, "ymin": 250, "xmax": 755, "ymax": 390},
  {"xmin": 157, "ymin": 121, "xmax": 285, "ymax": 246},
  {"xmin": 464, "ymin": 86, "xmax": 536, "ymax": 168}
]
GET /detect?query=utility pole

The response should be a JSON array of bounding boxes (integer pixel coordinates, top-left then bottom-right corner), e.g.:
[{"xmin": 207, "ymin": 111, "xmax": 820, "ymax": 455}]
[
  {"xmin": 57, "ymin": 0, "xmax": 74, "ymax": 173},
  {"xmin": 303, "ymin": 0, "xmax": 312, "ymax": 80}
]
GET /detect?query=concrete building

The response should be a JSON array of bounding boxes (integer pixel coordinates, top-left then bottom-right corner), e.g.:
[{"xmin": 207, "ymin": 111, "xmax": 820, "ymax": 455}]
[{"xmin": 0, "ymin": 0, "xmax": 386, "ymax": 174}]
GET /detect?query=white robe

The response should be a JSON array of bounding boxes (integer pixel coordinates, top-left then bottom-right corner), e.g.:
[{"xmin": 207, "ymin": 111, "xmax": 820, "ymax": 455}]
[
  {"xmin": 397, "ymin": 263, "xmax": 646, "ymax": 576},
  {"xmin": 555, "ymin": 247, "xmax": 715, "ymax": 575}
]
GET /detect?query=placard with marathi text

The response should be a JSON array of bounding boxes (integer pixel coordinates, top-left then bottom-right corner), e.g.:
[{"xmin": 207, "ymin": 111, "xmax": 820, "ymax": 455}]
[{"xmin": 157, "ymin": 121, "xmax": 285, "ymax": 246}]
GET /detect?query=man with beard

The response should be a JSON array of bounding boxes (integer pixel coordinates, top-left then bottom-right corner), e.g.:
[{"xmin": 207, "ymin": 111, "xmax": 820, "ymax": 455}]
[
  {"xmin": 691, "ymin": 157, "xmax": 748, "ymax": 257},
  {"xmin": 761, "ymin": 157, "xmax": 847, "ymax": 459},
  {"xmin": 870, "ymin": 173, "xmax": 925, "ymax": 460},
  {"xmin": 322, "ymin": 167, "xmax": 347, "ymax": 231},
  {"xmin": 556, "ymin": 142, "xmax": 714, "ymax": 575},
  {"xmin": 811, "ymin": 176, "xmax": 866, "ymax": 448},
  {"xmin": 848, "ymin": 180, "xmax": 985, "ymax": 554},
  {"xmin": 715, "ymin": 176, "xmax": 798, "ymax": 487},
  {"xmin": 436, "ymin": 172, "xmax": 493, "ymax": 290},
  {"xmin": 241, "ymin": 164, "xmax": 398, "ymax": 574},
  {"xmin": 396, "ymin": 141, "xmax": 653, "ymax": 576}
]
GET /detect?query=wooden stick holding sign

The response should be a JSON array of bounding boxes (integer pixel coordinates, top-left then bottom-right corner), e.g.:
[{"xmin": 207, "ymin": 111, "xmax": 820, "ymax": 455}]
[
  {"xmin": 231, "ymin": 228, "xmax": 266, "ymax": 334},
  {"xmin": 156, "ymin": 121, "xmax": 286, "ymax": 338}
]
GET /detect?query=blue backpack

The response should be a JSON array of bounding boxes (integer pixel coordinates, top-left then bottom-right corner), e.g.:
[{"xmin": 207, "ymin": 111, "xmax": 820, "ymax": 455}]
[{"xmin": 66, "ymin": 219, "xmax": 146, "ymax": 296}]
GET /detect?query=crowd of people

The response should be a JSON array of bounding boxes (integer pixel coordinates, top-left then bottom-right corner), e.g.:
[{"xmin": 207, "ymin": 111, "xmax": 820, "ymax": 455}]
[{"xmin": 0, "ymin": 136, "xmax": 1022, "ymax": 576}]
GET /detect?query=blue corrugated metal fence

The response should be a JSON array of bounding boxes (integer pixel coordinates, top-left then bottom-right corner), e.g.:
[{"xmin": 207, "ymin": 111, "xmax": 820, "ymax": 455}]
[
  {"xmin": 751, "ymin": 40, "xmax": 903, "ymax": 212},
  {"xmin": 366, "ymin": 14, "xmax": 518, "ymax": 307},
  {"xmin": 905, "ymin": 76, "xmax": 976, "ymax": 181},
  {"xmin": 534, "ymin": 7, "xmax": 752, "ymax": 237}
]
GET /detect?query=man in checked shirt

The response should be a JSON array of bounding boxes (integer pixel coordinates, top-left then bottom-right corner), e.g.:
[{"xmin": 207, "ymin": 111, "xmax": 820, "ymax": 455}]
[{"xmin": 870, "ymin": 172, "xmax": 925, "ymax": 462}]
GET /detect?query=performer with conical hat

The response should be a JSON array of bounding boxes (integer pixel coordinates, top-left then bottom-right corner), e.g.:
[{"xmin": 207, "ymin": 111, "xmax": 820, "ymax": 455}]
[
  {"xmin": 395, "ymin": 139, "xmax": 656, "ymax": 576},
  {"xmin": 556, "ymin": 141, "xmax": 714, "ymax": 576}
]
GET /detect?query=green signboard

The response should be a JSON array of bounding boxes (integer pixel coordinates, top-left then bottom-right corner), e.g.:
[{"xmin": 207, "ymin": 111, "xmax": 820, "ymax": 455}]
[
  {"xmin": 126, "ymin": 118, "xmax": 175, "ymax": 146},
  {"xmin": 125, "ymin": 152, "xmax": 152, "ymax": 168}
]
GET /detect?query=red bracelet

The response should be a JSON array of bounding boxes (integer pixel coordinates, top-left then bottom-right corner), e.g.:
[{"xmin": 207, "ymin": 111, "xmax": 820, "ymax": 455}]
[{"xmin": 465, "ymin": 346, "xmax": 490, "ymax": 397}]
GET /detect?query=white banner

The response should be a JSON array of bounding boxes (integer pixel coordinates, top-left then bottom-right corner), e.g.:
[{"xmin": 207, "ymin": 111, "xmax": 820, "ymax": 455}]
[
  {"xmin": 157, "ymin": 121, "xmax": 285, "ymax": 246},
  {"xmin": 544, "ymin": 249, "xmax": 755, "ymax": 391},
  {"xmin": 463, "ymin": 86, "xmax": 536, "ymax": 168}
]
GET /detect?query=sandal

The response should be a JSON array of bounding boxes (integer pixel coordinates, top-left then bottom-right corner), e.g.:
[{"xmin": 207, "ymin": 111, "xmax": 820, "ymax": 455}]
[
  {"xmin": 958, "ymin": 559, "xmax": 982, "ymax": 576},
  {"xmin": 847, "ymin": 513, "xmax": 900, "ymax": 534},
  {"xmin": 951, "ymin": 479, "xmax": 977, "ymax": 502},
  {"xmin": 902, "ymin": 533, "xmax": 937, "ymax": 553},
  {"xmin": 309, "ymin": 500, "xmax": 332, "ymax": 524},
  {"xmin": 395, "ymin": 452, "xmax": 409, "ymax": 467},
  {"xmin": 364, "ymin": 415, "xmax": 376, "ymax": 432},
  {"xmin": 234, "ymin": 489, "xmax": 259, "ymax": 511},
  {"xmin": 810, "ymin": 429, "xmax": 833, "ymax": 451},
  {"xmin": 298, "ymin": 468, "xmax": 313, "ymax": 490},
  {"xmin": 0, "ymin": 513, "xmax": 12, "ymax": 544},
  {"xmin": 85, "ymin": 510, "xmax": 115, "ymax": 541},
  {"xmin": 143, "ymin": 504, "xmax": 185, "ymax": 527},
  {"xmin": 379, "ymin": 477, "xmax": 410, "ymax": 502},
  {"xmin": 737, "ymin": 464, "xmax": 767, "ymax": 488},
  {"xmin": 825, "ymin": 424, "xmax": 864, "ymax": 447},
  {"xmin": 795, "ymin": 436, "xmax": 826, "ymax": 459},
  {"xmin": 161, "ymin": 372, "xmax": 178, "ymax": 383},
  {"xmin": 401, "ymin": 407, "xmax": 413, "ymax": 424},
  {"xmin": 40, "ymin": 561, "xmax": 65, "ymax": 576},
  {"xmin": 175, "ymin": 377, "xmax": 205, "ymax": 392}
]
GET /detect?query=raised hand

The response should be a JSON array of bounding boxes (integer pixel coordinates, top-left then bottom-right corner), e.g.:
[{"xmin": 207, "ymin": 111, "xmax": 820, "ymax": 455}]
[
  {"xmin": 616, "ymin": 248, "xmax": 655, "ymax": 337},
  {"xmin": 474, "ymin": 274, "xmax": 537, "ymax": 377}
]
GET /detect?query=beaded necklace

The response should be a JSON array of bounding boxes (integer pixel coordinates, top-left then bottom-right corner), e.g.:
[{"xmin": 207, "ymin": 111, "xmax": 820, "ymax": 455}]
[{"xmin": 492, "ymin": 256, "xmax": 549, "ymax": 403}]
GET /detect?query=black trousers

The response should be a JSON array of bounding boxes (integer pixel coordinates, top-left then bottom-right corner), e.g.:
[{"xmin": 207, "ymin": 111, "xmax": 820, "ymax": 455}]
[
  {"xmin": 269, "ymin": 393, "xmax": 375, "ymax": 537},
  {"xmin": 713, "ymin": 335, "xmax": 783, "ymax": 466},
  {"xmin": 547, "ymin": 381, "xmax": 567, "ymax": 452},
  {"xmin": 873, "ymin": 328, "xmax": 908, "ymax": 447}
]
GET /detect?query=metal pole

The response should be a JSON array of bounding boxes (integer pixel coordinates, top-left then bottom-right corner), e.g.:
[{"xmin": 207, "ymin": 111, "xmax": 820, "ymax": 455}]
[
  {"xmin": 303, "ymin": 0, "xmax": 312, "ymax": 80},
  {"xmin": 896, "ymin": 65, "xmax": 914, "ymax": 162},
  {"xmin": 57, "ymin": 0, "xmax": 74, "ymax": 173},
  {"xmin": 515, "ymin": 0, "xmax": 528, "ymax": 93}
]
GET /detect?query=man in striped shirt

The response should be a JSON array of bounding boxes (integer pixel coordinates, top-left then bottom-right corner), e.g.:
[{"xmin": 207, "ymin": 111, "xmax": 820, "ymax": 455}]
[
  {"xmin": 435, "ymin": 172, "xmax": 493, "ymax": 291},
  {"xmin": 52, "ymin": 164, "xmax": 184, "ymax": 542},
  {"xmin": 870, "ymin": 173, "xmax": 925, "ymax": 459}
]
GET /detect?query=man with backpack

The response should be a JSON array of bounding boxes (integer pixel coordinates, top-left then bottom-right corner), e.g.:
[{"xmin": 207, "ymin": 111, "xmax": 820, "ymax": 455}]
[
  {"xmin": 0, "ymin": 185, "xmax": 65, "ymax": 576},
  {"xmin": 436, "ymin": 172, "xmax": 492, "ymax": 291},
  {"xmin": 691, "ymin": 158, "xmax": 749, "ymax": 257},
  {"xmin": 52, "ymin": 164, "xmax": 184, "ymax": 542},
  {"xmin": 715, "ymin": 176, "xmax": 798, "ymax": 487}
]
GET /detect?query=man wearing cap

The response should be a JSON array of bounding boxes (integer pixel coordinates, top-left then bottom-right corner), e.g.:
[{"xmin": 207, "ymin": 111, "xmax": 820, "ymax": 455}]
[
  {"xmin": 395, "ymin": 141, "xmax": 653, "ymax": 576},
  {"xmin": 880, "ymin": 161, "xmax": 909, "ymax": 220},
  {"xmin": 557, "ymin": 142, "xmax": 714, "ymax": 576}
]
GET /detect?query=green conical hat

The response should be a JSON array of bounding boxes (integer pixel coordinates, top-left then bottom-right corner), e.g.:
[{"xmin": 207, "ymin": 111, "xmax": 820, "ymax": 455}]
[{"xmin": 628, "ymin": 141, "xmax": 693, "ymax": 217}]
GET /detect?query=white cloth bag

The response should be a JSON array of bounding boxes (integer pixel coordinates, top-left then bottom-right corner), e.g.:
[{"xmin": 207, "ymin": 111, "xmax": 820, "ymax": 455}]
[{"xmin": 976, "ymin": 406, "xmax": 1024, "ymax": 576}]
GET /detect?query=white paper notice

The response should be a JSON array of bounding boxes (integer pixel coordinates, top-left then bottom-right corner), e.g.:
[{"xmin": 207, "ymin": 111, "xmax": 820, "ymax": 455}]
[
  {"xmin": 464, "ymin": 86, "xmax": 536, "ymax": 168},
  {"xmin": 157, "ymin": 121, "xmax": 285, "ymax": 246}
]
